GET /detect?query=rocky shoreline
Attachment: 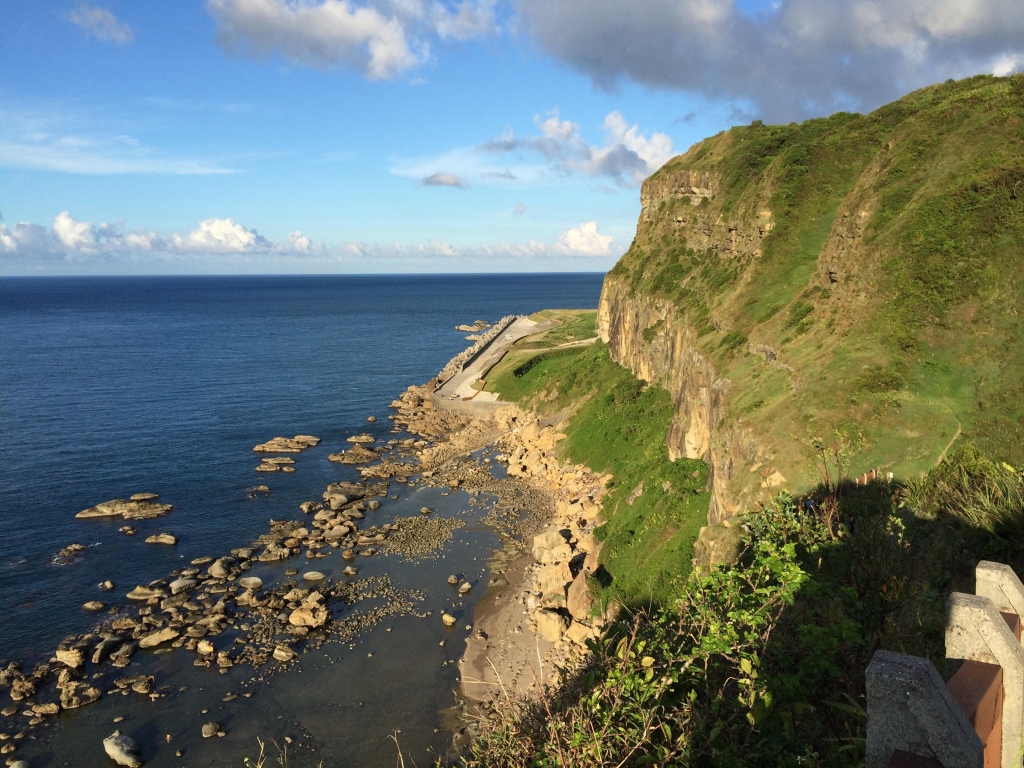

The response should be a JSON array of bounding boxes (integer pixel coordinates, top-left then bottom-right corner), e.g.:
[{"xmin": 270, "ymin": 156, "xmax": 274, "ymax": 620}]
[{"xmin": 0, "ymin": 316, "xmax": 607, "ymax": 765}]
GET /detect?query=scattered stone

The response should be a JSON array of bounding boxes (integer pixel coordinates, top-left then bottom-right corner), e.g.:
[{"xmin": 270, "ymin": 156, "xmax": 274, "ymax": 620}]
[
  {"xmin": 447, "ymin": 575, "xmax": 458, "ymax": 585},
  {"xmin": 99, "ymin": 580, "xmax": 115, "ymax": 590},
  {"xmin": 343, "ymin": 566, "xmax": 357, "ymax": 576},
  {"xmin": 144, "ymin": 533, "xmax": 177, "ymax": 546},
  {"xmin": 82, "ymin": 601, "xmax": 106, "ymax": 611},
  {"xmin": 302, "ymin": 571, "xmax": 325, "ymax": 582},
  {"xmin": 420, "ymin": 507, "xmax": 432, "ymax": 515},
  {"xmin": 459, "ymin": 582, "xmax": 471, "ymax": 595},
  {"xmin": 119, "ymin": 526, "xmax": 136, "ymax": 535},
  {"xmin": 367, "ymin": 416, "xmax": 377, "ymax": 422},
  {"xmin": 441, "ymin": 613, "xmax": 457, "ymax": 627},
  {"xmin": 238, "ymin": 577, "xmax": 262, "ymax": 591},
  {"xmin": 103, "ymin": 730, "xmax": 142, "ymax": 767},
  {"xmin": 347, "ymin": 434, "xmax": 375, "ymax": 444}
]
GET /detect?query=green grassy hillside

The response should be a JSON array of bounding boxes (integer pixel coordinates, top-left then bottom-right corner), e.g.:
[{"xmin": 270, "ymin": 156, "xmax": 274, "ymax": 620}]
[
  {"xmin": 608, "ymin": 74, "xmax": 1024, "ymax": 492},
  {"xmin": 488, "ymin": 340, "xmax": 710, "ymax": 607}
]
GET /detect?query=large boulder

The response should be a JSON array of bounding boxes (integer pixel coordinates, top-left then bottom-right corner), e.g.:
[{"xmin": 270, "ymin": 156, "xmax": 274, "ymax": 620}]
[
  {"xmin": 207, "ymin": 557, "xmax": 236, "ymax": 579},
  {"xmin": 534, "ymin": 610, "xmax": 568, "ymax": 642},
  {"xmin": 567, "ymin": 571, "xmax": 595, "ymax": 620},
  {"xmin": 126, "ymin": 585, "xmax": 167, "ymax": 601},
  {"xmin": 60, "ymin": 680, "xmax": 101, "ymax": 709},
  {"xmin": 103, "ymin": 730, "xmax": 143, "ymax": 767},
  {"xmin": 288, "ymin": 593, "xmax": 329, "ymax": 628},
  {"xmin": 138, "ymin": 628, "xmax": 179, "ymax": 649},
  {"xmin": 532, "ymin": 530, "xmax": 572, "ymax": 565},
  {"xmin": 536, "ymin": 562, "xmax": 572, "ymax": 602},
  {"xmin": 168, "ymin": 578, "xmax": 197, "ymax": 595}
]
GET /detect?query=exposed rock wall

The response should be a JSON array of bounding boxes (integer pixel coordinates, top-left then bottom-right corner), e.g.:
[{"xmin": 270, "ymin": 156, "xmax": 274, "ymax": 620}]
[
  {"xmin": 599, "ymin": 280, "xmax": 758, "ymax": 522},
  {"xmin": 598, "ymin": 167, "xmax": 768, "ymax": 523}
]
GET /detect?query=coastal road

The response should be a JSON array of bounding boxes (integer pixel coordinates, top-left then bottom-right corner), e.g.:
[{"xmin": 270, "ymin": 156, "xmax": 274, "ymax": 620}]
[{"xmin": 435, "ymin": 315, "xmax": 551, "ymax": 407}]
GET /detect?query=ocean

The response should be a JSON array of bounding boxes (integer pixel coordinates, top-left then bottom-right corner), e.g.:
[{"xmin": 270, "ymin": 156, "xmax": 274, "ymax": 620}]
[{"xmin": 0, "ymin": 273, "xmax": 604, "ymax": 765}]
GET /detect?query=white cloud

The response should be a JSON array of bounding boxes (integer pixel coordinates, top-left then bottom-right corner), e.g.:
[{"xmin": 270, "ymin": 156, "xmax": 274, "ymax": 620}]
[
  {"xmin": 288, "ymin": 230, "xmax": 313, "ymax": 251},
  {"xmin": 516, "ymin": 0, "xmax": 1024, "ymax": 121},
  {"xmin": 53, "ymin": 211, "xmax": 100, "ymax": 251},
  {"xmin": 394, "ymin": 110, "xmax": 672, "ymax": 189},
  {"xmin": 67, "ymin": 5, "xmax": 134, "ymax": 44},
  {"xmin": 555, "ymin": 221, "xmax": 612, "ymax": 256},
  {"xmin": 480, "ymin": 109, "xmax": 673, "ymax": 187},
  {"xmin": 207, "ymin": 0, "xmax": 424, "ymax": 79},
  {"xmin": 421, "ymin": 171, "xmax": 469, "ymax": 187},
  {"xmin": 169, "ymin": 218, "xmax": 273, "ymax": 253}
]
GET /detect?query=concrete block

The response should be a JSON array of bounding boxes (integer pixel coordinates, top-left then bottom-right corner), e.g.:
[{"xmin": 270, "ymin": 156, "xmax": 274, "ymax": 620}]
[
  {"xmin": 946, "ymin": 592, "xmax": 1024, "ymax": 768},
  {"xmin": 976, "ymin": 562, "xmax": 1024, "ymax": 619},
  {"xmin": 866, "ymin": 650, "xmax": 982, "ymax": 768}
]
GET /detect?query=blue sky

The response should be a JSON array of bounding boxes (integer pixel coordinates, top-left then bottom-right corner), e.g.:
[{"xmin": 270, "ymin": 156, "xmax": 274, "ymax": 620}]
[{"xmin": 2, "ymin": 0, "xmax": 1020, "ymax": 274}]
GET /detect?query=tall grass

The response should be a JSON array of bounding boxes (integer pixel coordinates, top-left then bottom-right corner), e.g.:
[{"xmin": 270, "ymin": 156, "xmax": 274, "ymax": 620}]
[{"xmin": 904, "ymin": 442, "xmax": 1024, "ymax": 546}]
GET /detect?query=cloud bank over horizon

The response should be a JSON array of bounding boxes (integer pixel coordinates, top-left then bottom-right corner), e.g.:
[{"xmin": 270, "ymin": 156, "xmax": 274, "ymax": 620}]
[{"xmin": 0, "ymin": 211, "xmax": 618, "ymax": 271}]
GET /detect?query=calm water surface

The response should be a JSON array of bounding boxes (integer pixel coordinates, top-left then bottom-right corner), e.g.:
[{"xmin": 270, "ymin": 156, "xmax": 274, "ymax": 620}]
[{"xmin": 0, "ymin": 273, "xmax": 604, "ymax": 766}]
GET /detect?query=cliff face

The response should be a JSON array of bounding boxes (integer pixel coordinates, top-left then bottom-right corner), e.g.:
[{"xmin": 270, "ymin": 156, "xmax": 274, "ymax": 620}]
[
  {"xmin": 599, "ymin": 75, "xmax": 1024, "ymax": 522},
  {"xmin": 599, "ymin": 168, "xmax": 767, "ymax": 521}
]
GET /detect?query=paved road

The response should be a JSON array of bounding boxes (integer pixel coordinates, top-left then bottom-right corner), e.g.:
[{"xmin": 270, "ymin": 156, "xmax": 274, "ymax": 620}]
[{"xmin": 435, "ymin": 316, "xmax": 551, "ymax": 407}]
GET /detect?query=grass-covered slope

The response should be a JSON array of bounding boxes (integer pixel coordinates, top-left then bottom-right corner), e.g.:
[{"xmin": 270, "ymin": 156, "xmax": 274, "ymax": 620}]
[
  {"xmin": 487, "ymin": 340, "xmax": 710, "ymax": 607},
  {"xmin": 606, "ymin": 74, "xmax": 1024, "ymax": 495}
]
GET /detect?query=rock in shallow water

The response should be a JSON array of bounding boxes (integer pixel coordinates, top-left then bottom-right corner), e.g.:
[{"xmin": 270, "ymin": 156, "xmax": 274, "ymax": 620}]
[
  {"xmin": 144, "ymin": 533, "xmax": 177, "ymax": 545},
  {"xmin": 138, "ymin": 628, "xmax": 179, "ymax": 649},
  {"xmin": 82, "ymin": 600, "xmax": 106, "ymax": 611},
  {"xmin": 61, "ymin": 681, "xmax": 101, "ymax": 709},
  {"xmin": 77, "ymin": 498, "xmax": 173, "ymax": 520},
  {"xmin": 201, "ymin": 721, "xmax": 223, "ymax": 738},
  {"xmin": 168, "ymin": 577, "xmax": 197, "ymax": 595},
  {"xmin": 126, "ymin": 585, "xmax": 167, "ymax": 601},
  {"xmin": 273, "ymin": 645, "xmax": 296, "ymax": 662},
  {"xmin": 238, "ymin": 576, "xmax": 262, "ymax": 590},
  {"xmin": 103, "ymin": 730, "xmax": 142, "ymax": 767}
]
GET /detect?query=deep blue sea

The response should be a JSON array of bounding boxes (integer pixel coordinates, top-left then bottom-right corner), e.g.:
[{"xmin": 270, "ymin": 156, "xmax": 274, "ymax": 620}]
[{"xmin": 0, "ymin": 274, "xmax": 603, "ymax": 663}]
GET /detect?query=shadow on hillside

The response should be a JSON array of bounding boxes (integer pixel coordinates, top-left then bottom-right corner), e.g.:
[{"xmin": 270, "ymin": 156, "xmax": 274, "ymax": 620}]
[{"xmin": 457, "ymin": 464, "xmax": 1024, "ymax": 767}]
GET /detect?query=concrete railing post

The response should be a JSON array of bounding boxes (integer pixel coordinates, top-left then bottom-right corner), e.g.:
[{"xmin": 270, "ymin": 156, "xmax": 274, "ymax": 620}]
[
  {"xmin": 976, "ymin": 562, "xmax": 1024, "ymax": 624},
  {"xmin": 866, "ymin": 650, "xmax": 983, "ymax": 768},
  {"xmin": 946, "ymin": 592, "xmax": 1024, "ymax": 768}
]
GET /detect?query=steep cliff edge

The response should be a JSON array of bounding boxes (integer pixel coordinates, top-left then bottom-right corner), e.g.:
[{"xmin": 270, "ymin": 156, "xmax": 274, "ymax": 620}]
[{"xmin": 600, "ymin": 74, "xmax": 1024, "ymax": 519}]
